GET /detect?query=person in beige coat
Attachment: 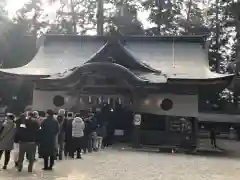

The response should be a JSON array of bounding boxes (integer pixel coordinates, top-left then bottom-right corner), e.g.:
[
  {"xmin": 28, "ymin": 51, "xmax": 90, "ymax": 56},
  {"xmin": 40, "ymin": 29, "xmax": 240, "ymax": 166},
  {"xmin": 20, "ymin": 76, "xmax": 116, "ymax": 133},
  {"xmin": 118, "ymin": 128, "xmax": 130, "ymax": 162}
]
[
  {"xmin": 72, "ymin": 117, "xmax": 85, "ymax": 159},
  {"xmin": 0, "ymin": 114, "xmax": 16, "ymax": 169}
]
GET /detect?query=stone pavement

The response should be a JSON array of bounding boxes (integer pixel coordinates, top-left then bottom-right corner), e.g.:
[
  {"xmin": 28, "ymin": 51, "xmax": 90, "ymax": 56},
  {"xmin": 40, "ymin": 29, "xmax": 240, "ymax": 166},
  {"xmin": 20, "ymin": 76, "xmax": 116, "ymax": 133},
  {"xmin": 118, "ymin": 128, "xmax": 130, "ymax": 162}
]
[
  {"xmin": 1, "ymin": 147, "xmax": 240, "ymax": 180},
  {"xmin": 198, "ymin": 138, "xmax": 240, "ymax": 153}
]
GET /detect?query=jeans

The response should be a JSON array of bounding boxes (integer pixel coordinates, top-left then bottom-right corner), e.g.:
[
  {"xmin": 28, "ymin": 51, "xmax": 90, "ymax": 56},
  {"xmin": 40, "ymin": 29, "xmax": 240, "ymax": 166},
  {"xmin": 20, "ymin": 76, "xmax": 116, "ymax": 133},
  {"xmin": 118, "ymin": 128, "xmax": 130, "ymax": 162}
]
[
  {"xmin": 13, "ymin": 143, "xmax": 19, "ymax": 162},
  {"xmin": 0, "ymin": 150, "xmax": 11, "ymax": 166},
  {"xmin": 18, "ymin": 142, "xmax": 36, "ymax": 172},
  {"xmin": 95, "ymin": 136, "xmax": 103, "ymax": 150}
]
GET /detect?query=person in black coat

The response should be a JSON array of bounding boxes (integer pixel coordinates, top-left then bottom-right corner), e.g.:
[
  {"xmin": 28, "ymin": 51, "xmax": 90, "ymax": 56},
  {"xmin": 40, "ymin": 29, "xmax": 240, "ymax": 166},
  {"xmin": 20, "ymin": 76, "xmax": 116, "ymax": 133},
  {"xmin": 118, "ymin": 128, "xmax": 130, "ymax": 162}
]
[
  {"xmin": 13, "ymin": 113, "xmax": 26, "ymax": 167},
  {"xmin": 64, "ymin": 115, "xmax": 74, "ymax": 157},
  {"xmin": 15, "ymin": 112, "xmax": 40, "ymax": 172},
  {"xmin": 83, "ymin": 114, "xmax": 97, "ymax": 153},
  {"xmin": 83, "ymin": 117, "xmax": 91, "ymax": 153},
  {"xmin": 39, "ymin": 109, "xmax": 59, "ymax": 170}
]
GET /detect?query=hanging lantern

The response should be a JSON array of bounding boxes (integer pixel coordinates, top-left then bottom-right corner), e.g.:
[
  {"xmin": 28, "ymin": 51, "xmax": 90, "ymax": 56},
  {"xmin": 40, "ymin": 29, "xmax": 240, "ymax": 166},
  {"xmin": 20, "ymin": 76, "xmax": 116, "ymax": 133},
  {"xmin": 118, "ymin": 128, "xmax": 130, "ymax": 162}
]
[
  {"xmin": 80, "ymin": 97, "xmax": 84, "ymax": 104},
  {"xmin": 118, "ymin": 98, "xmax": 122, "ymax": 104},
  {"xmin": 144, "ymin": 99, "xmax": 150, "ymax": 105},
  {"xmin": 88, "ymin": 96, "xmax": 92, "ymax": 104},
  {"xmin": 97, "ymin": 96, "xmax": 102, "ymax": 105}
]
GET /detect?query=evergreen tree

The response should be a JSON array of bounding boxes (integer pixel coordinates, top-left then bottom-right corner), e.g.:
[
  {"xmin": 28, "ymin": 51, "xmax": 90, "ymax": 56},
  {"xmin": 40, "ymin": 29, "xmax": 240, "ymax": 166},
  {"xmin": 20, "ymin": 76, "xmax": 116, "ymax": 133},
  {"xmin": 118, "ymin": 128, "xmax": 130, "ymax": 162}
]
[{"xmin": 142, "ymin": 0, "xmax": 182, "ymax": 35}]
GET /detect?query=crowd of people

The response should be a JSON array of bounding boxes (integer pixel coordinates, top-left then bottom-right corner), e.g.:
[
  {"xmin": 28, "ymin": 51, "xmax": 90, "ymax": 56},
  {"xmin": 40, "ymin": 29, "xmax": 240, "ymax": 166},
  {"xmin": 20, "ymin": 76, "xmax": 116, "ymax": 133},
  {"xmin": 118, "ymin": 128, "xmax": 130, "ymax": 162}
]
[{"xmin": 0, "ymin": 108, "xmax": 108, "ymax": 172}]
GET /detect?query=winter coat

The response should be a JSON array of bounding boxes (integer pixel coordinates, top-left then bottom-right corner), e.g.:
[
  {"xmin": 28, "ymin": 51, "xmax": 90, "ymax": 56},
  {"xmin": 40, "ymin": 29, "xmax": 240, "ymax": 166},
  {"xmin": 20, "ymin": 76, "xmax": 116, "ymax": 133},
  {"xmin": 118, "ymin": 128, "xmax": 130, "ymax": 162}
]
[
  {"xmin": 57, "ymin": 115, "xmax": 66, "ymax": 143},
  {"xmin": 15, "ymin": 118, "xmax": 40, "ymax": 143},
  {"xmin": 14, "ymin": 116, "xmax": 26, "ymax": 143},
  {"xmin": 64, "ymin": 119, "xmax": 73, "ymax": 152},
  {"xmin": 91, "ymin": 117, "xmax": 98, "ymax": 131},
  {"xmin": 72, "ymin": 117, "xmax": 85, "ymax": 138},
  {"xmin": 84, "ymin": 119, "xmax": 92, "ymax": 136},
  {"xmin": 0, "ymin": 120, "xmax": 16, "ymax": 150},
  {"xmin": 65, "ymin": 119, "xmax": 73, "ymax": 141},
  {"xmin": 39, "ymin": 116, "xmax": 59, "ymax": 156}
]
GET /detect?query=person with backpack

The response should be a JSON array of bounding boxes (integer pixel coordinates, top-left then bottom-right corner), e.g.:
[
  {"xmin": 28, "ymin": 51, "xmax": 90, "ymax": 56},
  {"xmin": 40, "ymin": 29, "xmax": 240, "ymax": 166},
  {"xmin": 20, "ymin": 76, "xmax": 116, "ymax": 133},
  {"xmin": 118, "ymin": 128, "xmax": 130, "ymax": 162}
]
[{"xmin": 0, "ymin": 113, "xmax": 16, "ymax": 170}]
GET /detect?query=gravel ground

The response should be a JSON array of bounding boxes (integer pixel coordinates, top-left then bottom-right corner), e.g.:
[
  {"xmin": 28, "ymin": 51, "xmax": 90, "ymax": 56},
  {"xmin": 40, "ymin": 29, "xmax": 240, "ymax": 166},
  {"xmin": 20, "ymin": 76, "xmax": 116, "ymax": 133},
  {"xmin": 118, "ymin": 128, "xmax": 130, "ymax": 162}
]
[{"xmin": 1, "ymin": 146, "xmax": 240, "ymax": 180}]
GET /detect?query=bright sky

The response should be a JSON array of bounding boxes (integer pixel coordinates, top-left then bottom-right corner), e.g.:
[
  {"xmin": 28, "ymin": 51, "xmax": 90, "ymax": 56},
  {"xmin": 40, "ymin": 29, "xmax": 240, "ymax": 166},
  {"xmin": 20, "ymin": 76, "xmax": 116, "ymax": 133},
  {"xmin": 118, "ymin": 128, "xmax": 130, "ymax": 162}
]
[
  {"xmin": 5, "ymin": 0, "xmax": 58, "ymax": 21},
  {"xmin": 5, "ymin": 0, "xmax": 29, "ymax": 15},
  {"xmin": 5, "ymin": 0, "xmax": 152, "ymax": 29}
]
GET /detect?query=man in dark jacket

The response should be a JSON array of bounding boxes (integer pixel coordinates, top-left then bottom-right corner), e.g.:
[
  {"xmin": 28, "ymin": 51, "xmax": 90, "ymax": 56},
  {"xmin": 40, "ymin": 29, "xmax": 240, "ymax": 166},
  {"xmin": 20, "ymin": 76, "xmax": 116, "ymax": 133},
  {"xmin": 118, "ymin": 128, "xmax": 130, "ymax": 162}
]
[
  {"xmin": 39, "ymin": 109, "xmax": 59, "ymax": 170},
  {"xmin": 83, "ymin": 113, "xmax": 96, "ymax": 153},
  {"xmin": 15, "ymin": 112, "xmax": 40, "ymax": 172}
]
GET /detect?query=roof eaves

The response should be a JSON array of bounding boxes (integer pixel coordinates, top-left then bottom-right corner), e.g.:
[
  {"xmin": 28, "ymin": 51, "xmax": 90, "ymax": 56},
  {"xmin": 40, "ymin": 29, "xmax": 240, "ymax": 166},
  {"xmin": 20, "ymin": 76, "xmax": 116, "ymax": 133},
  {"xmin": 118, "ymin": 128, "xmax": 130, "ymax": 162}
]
[
  {"xmin": 167, "ymin": 74, "xmax": 234, "ymax": 85},
  {"xmin": 120, "ymin": 35, "xmax": 206, "ymax": 43}
]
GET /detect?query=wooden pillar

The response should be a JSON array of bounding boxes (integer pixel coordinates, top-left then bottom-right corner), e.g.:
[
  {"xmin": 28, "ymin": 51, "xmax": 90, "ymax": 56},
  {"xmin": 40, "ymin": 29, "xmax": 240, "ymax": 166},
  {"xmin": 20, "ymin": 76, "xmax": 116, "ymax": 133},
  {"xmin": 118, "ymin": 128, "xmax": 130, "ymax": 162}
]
[
  {"xmin": 193, "ymin": 117, "xmax": 199, "ymax": 149},
  {"xmin": 165, "ymin": 115, "xmax": 170, "ymax": 133}
]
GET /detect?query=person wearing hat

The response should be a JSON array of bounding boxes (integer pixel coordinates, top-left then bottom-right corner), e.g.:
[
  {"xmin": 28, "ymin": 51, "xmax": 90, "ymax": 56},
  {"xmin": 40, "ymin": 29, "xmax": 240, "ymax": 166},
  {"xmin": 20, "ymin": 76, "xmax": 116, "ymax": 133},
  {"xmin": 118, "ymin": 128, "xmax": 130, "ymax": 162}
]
[
  {"xmin": 39, "ymin": 109, "xmax": 59, "ymax": 170},
  {"xmin": 0, "ymin": 113, "xmax": 16, "ymax": 170}
]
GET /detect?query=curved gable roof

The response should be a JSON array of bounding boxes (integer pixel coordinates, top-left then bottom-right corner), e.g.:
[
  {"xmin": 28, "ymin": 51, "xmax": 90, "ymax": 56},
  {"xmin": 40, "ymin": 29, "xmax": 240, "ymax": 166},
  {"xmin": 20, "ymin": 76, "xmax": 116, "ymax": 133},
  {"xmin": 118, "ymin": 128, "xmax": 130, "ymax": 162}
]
[
  {"xmin": 0, "ymin": 35, "xmax": 233, "ymax": 85},
  {"xmin": 0, "ymin": 35, "xmax": 158, "ymax": 77},
  {"xmin": 0, "ymin": 35, "xmax": 107, "ymax": 77},
  {"xmin": 87, "ymin": 41, "xmax": 158, "ymax": 73},
  {"xmin": 121, "ymin": 36, "xmax": 232, "ymax": 80}
]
